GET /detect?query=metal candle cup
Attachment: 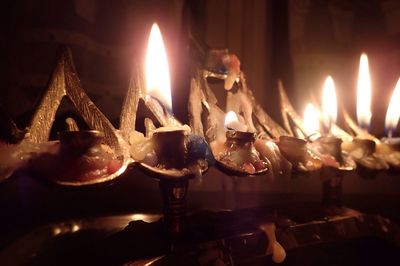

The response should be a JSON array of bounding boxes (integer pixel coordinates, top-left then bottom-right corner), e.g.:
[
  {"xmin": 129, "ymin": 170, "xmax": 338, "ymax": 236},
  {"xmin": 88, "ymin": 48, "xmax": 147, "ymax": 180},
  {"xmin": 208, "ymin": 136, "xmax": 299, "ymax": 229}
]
[
  {"xmin": 352, "ymin": 138, "xmax": 376, "ymax": 156},
  {"xmin": 59, "ymin": 130, "xmax": 104, "ymax": 156},
  {"xmin": 225, "ymin": 130, "xmax": 256, "ymax": 147},
  {"xmin": 278, "ymin": 136, "xmax": 308, "ymax": 163},
  {"xmin": 316, "ymin": 136, "xmax": 343, "ymax": 163},
  {"xmin": 216, "ymin": 130, "xmax": 268, "ymax": 176},
  {"xmin": 152, "ymin": 128, "xmax": 187, "ymax": 169}
]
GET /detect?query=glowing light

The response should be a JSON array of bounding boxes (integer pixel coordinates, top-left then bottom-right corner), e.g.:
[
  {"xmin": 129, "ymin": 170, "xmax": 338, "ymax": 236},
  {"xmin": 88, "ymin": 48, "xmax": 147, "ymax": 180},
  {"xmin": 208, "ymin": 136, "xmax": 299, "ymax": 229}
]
[
  {"xmin": 303, "ymin": 103, "xmax": 320, "ymax": 136},
  {"xmin": 145, "ymin": 23, "xmax": 172, "ymax": 111},
  {"xmin": 322, "ymin": 76, "xmax": 337, "ymax": 130},
  {"xmin": 385, "ymin": 78, "xmax": 400, "ymax": 137},
  {"xmin": 357, "ymin": 53, "xmax": 372, "ymax": 129},
  {"xmin": 224, "ymin": 111, "xmax": 247, "ymax": 132}
]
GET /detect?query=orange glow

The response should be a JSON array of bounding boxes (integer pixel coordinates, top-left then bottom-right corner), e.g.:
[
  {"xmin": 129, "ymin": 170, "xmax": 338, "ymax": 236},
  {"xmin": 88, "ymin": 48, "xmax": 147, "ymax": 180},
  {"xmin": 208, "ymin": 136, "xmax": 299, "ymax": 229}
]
[
  {"xmin": 385, "ymin": 78, "xmax": 400, "ymax": 136},
  {"xmin": 224, "ymin": 111, "xmax": 247, "ymax": 132},
  {"xmin": 322, "ymin": 76, "xmax": 337, "ymax": 129},
  {"xmin": 356, "ymin": 53, "xmax": 372, "ymax": 128},
  {"xmin": 303, "ymin": 103, "xmax": 320, "ymax": 136},
  {"xmin": 145, "ymin": 23, "xmax": 172, "ymax": 111}
]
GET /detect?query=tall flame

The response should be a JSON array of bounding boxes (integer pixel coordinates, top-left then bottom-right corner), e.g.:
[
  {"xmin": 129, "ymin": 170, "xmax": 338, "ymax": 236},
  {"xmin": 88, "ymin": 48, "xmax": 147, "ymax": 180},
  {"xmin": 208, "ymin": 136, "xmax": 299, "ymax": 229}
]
[
  {"xmin": 145, "ymin": 23, "xmax": 172, "ymax": 111},
  {"xmin": 322, "ymin": 76, "xmax": 337, "ymax": 129},
  {"xmin": 356, "ymin": 53, "xmax": 372, "ymax": 129},
  {"xmin": 304, "ymin": 103, "xmax": 320, "ymax": 136},
  {"xmin": 385, "ymin": 78, "xmax": 400, "ymax": 136}
]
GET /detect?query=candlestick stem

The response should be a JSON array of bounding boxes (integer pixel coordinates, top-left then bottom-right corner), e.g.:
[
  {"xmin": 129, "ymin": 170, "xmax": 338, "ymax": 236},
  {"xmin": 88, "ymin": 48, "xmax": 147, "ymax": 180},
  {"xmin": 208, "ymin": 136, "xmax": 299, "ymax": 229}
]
[
  {"xmin": 321, "ymin": 168, "xmax": 343, "ymax": 208},
  {"xmin": 159, "ymin": 179, "xmax": 189, "ymax": 238}
]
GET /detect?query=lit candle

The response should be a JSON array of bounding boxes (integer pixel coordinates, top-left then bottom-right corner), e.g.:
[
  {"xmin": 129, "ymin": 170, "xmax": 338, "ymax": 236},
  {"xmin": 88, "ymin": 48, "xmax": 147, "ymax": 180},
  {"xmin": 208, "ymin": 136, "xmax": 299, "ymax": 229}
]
[
  {"xmin": 224, "ymin": 111, "xmax": 248, "ymax": 132},
  {"xmin": 379, "ymin": 78, "xmax": 400, "ymax": 166},
  {"xmin": 322, "ymin": 76, "xmax": 337, "ymax": 133},
  {"xmin": 356, "ymin": 53, "xmax": 372, "ymax": 131},
  {"xmin": 303, "ymin": 103, "xmax": 320, "ymax": 138},
  {"xmin": 303, "ymin": 76, "xmax": 337, "ymax": 137},
  {"xmin": 385, "ymin": 78, "xmax": 400, "ymax": 138},
  {"xmin": 303, "ymin": 77, "xmax": 350, "ymax": 170},
  {"xmin": 145, "ymin": 23, "xmax": 172, "ymax": 111},
  {"xmin": 140, "ymin": 22, "xmax": 190, "ymax": 169},
  {"xmin": 210, "ymin": 110, "xmax": 269, "ymax": 175},
  {"xmin": 143, "ymin": 23, "xmax": 184, "ymax": 128}
]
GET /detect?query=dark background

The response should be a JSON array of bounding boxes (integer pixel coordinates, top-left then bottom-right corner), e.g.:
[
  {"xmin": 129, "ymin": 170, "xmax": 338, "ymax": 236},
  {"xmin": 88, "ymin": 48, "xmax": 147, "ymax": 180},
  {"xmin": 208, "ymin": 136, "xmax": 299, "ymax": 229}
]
[{"xmin": 1, "ymin": 0, "xmax": 400, "ymax": 250}]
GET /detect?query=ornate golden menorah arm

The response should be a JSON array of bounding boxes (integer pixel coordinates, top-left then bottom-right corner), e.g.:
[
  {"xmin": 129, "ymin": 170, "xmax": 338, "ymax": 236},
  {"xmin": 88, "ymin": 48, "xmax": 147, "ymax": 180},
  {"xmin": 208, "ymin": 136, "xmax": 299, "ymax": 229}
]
[
  {"xmin": 22, "ymin": 50, "xmax": 66, "ymax": 144},
  {"xmin": 21, "ymin": 47, "xmax": 123, "ymax": 154},
  {"xmin": 119, "ymin": 63, "xmax": 143, "ymax": 140},
  {"xmin": 63, "ymin": 49, "xmax": 121, "ymax": 152}
]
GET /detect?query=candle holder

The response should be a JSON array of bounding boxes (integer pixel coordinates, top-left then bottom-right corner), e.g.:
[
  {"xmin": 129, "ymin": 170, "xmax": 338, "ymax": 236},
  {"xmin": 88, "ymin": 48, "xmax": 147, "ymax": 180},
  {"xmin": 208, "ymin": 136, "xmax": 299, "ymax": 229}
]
[
  {"xmin": 135, "ymin": 127, "xmax": 212, "ymax": 237},
  {"xmin": 277, "ymin": 135, "xmax": 323, "ymax": 173},
  {"xmin": 2, "ymin": 42, "xmax": 400, "ymax": 265},
  {"xmin": 0, "ymin": 46, "xmax": 214, "ymax": 240},
  {"xmin": 378, "ymin": 138, "xmax": 400, "ymax": 172},
  {"xmin": 276, "ymin": 84, "xmax": 360, "ymax": 211},
  {"xmin": 188, "ymin": 51, "xmax": 290, "ymax": 178},
  {"xmin": 341, "ymin": 108, "xmax": 391, "ymax": 173},
  {"xmin": 0, "ymin": 47, "xmax": 130, "ymax": 186},
  {"xmin": 31, "ymin": 129, "xmax": 124, "ymax": 186},
  {"xmin": 120, "ymin": 61, "xmax": 212, "ymax": 238},
  {"xmin": 213, "ymin": 130, "xmax": 269, "ymax": 176},
  {"xmin": 309, "ymin": 136, "xmax": 356, "ymax": 171}
]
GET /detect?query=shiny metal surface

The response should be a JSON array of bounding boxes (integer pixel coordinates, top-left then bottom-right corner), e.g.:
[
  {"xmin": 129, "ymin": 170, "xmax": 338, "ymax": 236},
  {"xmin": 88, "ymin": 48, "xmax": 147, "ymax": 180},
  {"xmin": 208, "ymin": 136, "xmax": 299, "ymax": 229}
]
[{"xmin": 0, "ymin": 213, "xmax": 162, "ymax": 266}]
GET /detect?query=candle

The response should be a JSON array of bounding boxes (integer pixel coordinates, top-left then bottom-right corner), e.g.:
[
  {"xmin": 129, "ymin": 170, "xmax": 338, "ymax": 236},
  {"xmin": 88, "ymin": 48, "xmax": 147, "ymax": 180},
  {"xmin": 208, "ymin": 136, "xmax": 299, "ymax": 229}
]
[
  {"xmin": 303, "ymin": 76, "xmax": 337, "ymax": 137},
  {"xmin": 141, "ymin": 23, "xmax": 184, "ymax": 128},
  {"xmin": 133, "ymin": 22, "xmax": 212, "ymax": 175},
  {"xmin": 139, "ymin": 23, "xmax": 213, "ymax": 237},
  {"xmin": 303, "ymin": 101, "xmax": 342, "ymax": 169},
  {"xmin": 303, "ymin": 77, "xmax": 355, "ymax": 170},
  {"xmin": 210, "ymin": 111, "xmax": 269, "ymax": 175},
  {"xmin": 356, "ymin": 53, "xmax": 372, "ymax": 131},
  {"xmin": 385, "ymin": 78, "xmax": 400, "ymax": 139}
]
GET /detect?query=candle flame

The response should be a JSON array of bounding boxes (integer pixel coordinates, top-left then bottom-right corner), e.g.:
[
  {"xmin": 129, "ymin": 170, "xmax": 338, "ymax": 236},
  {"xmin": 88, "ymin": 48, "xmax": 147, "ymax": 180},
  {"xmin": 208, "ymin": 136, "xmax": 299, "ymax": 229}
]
[
  {"xmin": 303, "ymin": 103, "xmax": 320, "ymax": 136},
  {"xmin": 224, "ymin": 111, "xmax": 239, "ymax": 128},
  {"xmin": 322, "ymin": 76, "xmax": 337, "ymax": 129},
  {"xmin": 357, "ymin": 53, "xmax": 372, "ymax": 128},
  {"xmin": 145, "ymin": 23, "xmax": 172, "ymax": 111},
  {"xmin": 224, "ymin": 111, "xmax": 248, "ymax": 132},
  {"xmin": 385, "ymin": 78, "xmax": 400, "ymax": 135}
]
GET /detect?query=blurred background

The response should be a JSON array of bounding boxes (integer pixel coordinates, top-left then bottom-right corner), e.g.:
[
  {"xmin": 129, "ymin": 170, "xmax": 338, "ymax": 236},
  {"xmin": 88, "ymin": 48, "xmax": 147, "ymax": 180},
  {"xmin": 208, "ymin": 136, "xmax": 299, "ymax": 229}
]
[{"xmin": 1, "ymin": 0, "xmax": 400, "ymax": 249}]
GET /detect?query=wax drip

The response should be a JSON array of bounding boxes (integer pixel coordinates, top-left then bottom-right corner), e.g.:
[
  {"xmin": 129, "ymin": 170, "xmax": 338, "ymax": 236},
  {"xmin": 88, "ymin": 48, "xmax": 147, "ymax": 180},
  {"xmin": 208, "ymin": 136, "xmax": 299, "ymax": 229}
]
[{"xmin": 259, "ymin": 222, "xmax": 286, "ymax": 263}]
